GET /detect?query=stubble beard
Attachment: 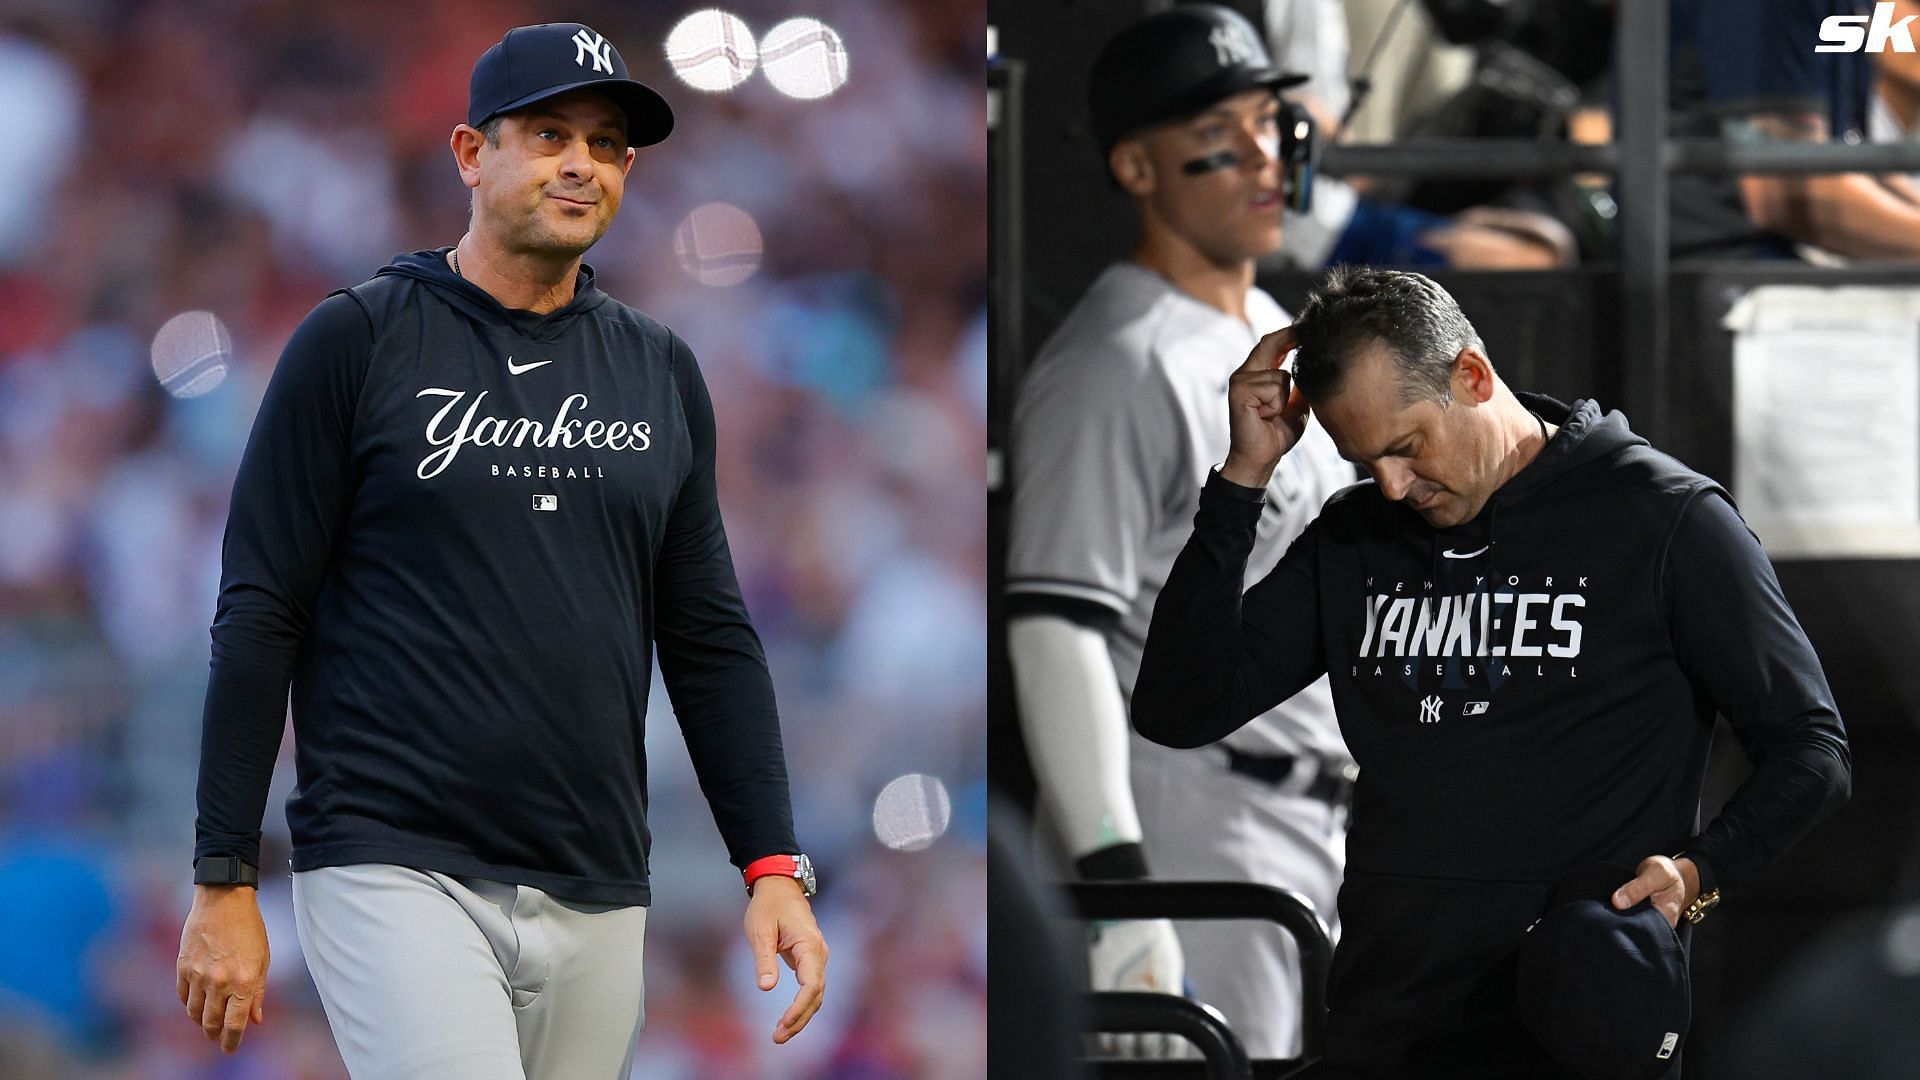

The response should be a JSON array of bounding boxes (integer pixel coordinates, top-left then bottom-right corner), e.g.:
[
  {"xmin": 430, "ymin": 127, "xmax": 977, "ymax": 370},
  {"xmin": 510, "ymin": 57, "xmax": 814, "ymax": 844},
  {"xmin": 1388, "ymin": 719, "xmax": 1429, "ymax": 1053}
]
[{"xmin": 491, "ymin": 191, "xmax": 610, "ymax": 260}]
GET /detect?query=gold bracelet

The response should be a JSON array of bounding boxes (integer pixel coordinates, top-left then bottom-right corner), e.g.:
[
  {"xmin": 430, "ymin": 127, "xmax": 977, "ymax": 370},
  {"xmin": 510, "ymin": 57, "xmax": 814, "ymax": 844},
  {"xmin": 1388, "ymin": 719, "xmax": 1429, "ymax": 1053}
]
[{"xmin": 1682, "ymin": 888, "xmax": 1721, "ymax": 925}]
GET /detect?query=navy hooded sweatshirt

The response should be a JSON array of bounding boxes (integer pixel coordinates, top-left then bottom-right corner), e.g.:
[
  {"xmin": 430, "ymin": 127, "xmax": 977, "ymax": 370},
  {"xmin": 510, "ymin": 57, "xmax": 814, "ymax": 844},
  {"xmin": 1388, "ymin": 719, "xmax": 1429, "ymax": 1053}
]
[
  {"xmin": 192, "ymin": 248, "xmax": 796, "ymax": 905},
  {"xmin": 1134, "ymin": 394, "xmax": 1851, "ymax": 1074}
]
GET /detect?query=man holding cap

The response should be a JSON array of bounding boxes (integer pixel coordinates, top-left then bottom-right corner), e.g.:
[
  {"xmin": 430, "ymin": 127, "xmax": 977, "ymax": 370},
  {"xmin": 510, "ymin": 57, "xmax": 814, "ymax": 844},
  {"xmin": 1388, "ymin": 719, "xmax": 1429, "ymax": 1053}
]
[
  {"xmin": 1007, "ymin": 3, "xmax": 1354, "ymax": 1060},
  {"xmin": 174, "ymin": 22, "xmax": 827, "ymax": 1076}
]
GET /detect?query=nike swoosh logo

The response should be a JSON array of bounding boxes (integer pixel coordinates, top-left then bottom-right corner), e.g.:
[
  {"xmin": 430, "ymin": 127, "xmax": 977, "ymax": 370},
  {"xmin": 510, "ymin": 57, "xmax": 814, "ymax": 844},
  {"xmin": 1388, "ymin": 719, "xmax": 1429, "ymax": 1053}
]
[
  {"xmin": 1442, "ymin": 544, "xmax": 1491, "ymax": 559},
  {"xmin": 506, "ymin": 356, "xmax": 554, "ymax": 375}
]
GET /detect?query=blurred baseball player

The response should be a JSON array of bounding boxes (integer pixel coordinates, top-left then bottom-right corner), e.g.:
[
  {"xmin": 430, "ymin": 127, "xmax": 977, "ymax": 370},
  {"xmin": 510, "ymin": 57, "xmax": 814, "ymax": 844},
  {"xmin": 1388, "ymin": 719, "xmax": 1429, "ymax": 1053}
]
[
  {"xmin": 175, "ymin": 23, "xmax": 827, "ymax": 1077},
  {"xmin": 1006, "ymin": 4, "xmax": 1353, "ymax": 1060},
  {"xmin": 1135, "ymin": 267, "xmax": 1852, "ymax": 1077}
]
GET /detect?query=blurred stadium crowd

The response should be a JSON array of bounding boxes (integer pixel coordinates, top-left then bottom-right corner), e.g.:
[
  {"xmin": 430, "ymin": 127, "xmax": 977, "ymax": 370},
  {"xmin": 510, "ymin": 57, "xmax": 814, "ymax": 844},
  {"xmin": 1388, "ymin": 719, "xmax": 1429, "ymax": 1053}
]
[{"xmin": 0, "ymin": 1, "xmax": 986, "ymax": 1077}]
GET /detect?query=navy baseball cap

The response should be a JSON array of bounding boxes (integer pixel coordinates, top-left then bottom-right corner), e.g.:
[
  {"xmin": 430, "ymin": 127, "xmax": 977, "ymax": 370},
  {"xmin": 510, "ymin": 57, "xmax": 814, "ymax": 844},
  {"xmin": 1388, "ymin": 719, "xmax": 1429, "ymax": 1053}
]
[
  {"xmin": 468, "ymin": 23, "xmax": 674, "ymax": 148},
  {"xmin": 1516, "ymin": 863, "xmax": 1690, "ymax": 1080},
  {"xmin": 1088, "ymin": 3, "xmax": 1308, "ymax": 154}
]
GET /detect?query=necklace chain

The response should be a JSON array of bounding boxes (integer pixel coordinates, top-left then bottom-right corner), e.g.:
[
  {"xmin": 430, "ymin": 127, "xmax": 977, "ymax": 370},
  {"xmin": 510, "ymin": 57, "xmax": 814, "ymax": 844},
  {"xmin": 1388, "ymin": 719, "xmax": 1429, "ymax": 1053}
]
[{"xmin": 451, "ymin": 246, "xmax": 460, "ymax": 277}]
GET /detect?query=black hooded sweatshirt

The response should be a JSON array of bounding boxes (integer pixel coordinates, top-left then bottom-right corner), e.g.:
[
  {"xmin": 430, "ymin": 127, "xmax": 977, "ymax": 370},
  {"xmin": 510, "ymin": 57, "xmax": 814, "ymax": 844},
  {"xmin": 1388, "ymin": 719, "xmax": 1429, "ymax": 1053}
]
[
  {"xmin": 192, "ymin": 248, "xmax": 796, "ymax": 905},
  {"xmin": 1134, "ymin": 394, "xmax": 1851, "ymax": 1074}
]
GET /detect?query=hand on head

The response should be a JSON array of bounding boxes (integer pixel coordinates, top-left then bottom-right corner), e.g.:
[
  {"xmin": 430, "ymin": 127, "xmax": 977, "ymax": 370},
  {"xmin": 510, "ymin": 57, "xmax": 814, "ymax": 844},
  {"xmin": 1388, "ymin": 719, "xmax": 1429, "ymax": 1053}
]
[{"xmin": 1221, "ymin": 325, "xmax": 1311, "ymax": 488}]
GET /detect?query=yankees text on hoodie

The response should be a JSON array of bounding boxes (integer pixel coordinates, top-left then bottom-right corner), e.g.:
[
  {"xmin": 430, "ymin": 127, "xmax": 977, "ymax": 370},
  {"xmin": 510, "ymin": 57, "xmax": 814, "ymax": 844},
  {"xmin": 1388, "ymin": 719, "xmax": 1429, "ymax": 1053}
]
[{"xmin": 193, "ymin": 248, "xmax": 796, "ymax": 904}]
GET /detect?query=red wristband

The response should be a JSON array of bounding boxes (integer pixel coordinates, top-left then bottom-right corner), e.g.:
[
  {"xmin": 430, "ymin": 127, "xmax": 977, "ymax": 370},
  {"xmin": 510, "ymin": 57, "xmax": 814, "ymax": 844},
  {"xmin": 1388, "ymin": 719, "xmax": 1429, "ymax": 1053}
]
[{"xmin": 743, "ymin": 854, "xmax": 799, "ymax": 889}]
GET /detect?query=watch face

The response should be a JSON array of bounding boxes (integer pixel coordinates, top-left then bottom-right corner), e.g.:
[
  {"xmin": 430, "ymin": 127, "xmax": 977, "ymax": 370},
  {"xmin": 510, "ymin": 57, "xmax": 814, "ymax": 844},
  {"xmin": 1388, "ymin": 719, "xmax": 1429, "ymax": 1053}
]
[{"xmin": 795, "ymin": 854, "xmax": 818, "ymax": 896}]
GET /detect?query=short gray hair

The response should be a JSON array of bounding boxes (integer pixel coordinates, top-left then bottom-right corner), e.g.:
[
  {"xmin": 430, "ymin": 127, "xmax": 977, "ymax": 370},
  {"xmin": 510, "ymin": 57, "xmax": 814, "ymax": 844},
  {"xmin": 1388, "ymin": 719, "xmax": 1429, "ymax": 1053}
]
[{"xmin": 1291, "ymin": 266, "xmax": 1487, "ymax": 406}]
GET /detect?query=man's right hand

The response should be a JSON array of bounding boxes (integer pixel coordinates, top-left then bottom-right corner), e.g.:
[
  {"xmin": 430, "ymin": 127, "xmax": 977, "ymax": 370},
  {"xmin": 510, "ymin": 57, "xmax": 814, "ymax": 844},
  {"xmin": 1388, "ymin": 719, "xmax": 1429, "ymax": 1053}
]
[
  {"xmin": 1088, "ymin": 917, "xmax": 1191, "ymax": 1059},
  {"xmin": 1221, "ymin": 325, "xmax": 1311, "ymax": 489},
  {"xmin": 177, "ymin": 883, "xmax": 270, "ymax": 1053}
]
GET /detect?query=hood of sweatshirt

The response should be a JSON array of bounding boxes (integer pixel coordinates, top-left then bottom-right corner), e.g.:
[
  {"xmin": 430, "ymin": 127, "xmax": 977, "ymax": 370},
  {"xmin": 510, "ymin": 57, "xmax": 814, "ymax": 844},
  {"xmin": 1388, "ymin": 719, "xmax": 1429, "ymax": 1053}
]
[
  {"xmin": 1492, "ymin": 392, "xmax": 1648, "ymax": 510},
  {"xmin": 374, "ymin": 247, "xmax": 613, "ymax": 342}
]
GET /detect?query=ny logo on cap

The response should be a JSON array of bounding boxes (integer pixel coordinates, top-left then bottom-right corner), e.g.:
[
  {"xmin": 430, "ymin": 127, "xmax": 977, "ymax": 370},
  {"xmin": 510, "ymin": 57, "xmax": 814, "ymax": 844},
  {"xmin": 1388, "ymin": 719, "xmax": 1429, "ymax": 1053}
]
[
  {"xmin": 1208, "ymin": 22, "xmax": 1262, "ymax": 68},
  {"xmin": 572, "ymin": 27, "xmax": 614, "ymax": 74}
]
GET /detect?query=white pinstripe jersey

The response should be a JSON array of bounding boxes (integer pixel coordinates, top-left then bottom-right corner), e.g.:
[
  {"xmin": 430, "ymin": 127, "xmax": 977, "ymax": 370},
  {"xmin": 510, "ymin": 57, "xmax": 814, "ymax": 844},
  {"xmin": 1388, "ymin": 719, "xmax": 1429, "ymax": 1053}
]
[{"xmin": 1008, "ymin": 262, "xmax": 1353, "ymax": 763}]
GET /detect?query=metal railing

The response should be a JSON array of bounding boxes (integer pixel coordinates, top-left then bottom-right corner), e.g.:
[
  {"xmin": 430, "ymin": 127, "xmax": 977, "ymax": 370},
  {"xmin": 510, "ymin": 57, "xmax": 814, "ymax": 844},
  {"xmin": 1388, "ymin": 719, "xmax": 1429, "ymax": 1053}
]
[
  {"xmin": 1090, "ymin": 993, "xmax": 1253, "ymax": 1080},
  {"xmin": 1322, "ymin": 139, "xmax": 1920, "ymax": 179},
  {"xmin": 1069, "ymin": 881, "xmax": 1333, "ymax": 1080}
]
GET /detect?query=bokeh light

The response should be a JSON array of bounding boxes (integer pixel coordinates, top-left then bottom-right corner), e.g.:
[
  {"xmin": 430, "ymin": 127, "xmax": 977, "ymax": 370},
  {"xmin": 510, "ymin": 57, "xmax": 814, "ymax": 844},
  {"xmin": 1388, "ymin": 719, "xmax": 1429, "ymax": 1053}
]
[
  {"xmin": 665, "ymin": 9, "xmax": 758, "ymax": 93},
  {"xmin": 673, "ymin": 202, "xmax": 763, "ymax": 287},
  {"xmin": 149, "ymin": 311, "xmax": 231, "ymax": 399},
  {"xmin": 759, "ymin": 18, "xmax": 849, "ymax": 100},
  {"xmin": 872, "ymin": 773, "xmax": 952, "ymax": 852}
]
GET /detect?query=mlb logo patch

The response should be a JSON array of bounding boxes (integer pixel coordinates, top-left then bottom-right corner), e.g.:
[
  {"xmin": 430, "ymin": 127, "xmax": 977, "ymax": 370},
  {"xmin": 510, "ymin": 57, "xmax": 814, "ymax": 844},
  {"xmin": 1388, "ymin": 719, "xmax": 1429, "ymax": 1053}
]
[
  {"xmin": 1464, "ymin": 701, "xmax": 1490, "ymax": 716},
  {"xmin": 532, "ymin": 494, "xmax": 558, "ymax": 511},
  {"xmin": 1657, "ymin": 1032, "xmax": 1679, "ymax": 1059}
]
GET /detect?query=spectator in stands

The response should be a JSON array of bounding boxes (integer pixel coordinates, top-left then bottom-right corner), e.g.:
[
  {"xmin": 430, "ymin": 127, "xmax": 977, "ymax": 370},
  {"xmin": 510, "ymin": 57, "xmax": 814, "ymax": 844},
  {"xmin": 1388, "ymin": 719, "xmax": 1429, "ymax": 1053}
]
[
  {"xmin": 1670, "ymin": 0, "xmax": 1920, "ymax": 260},
  {"xmin": 1870, "ymin": 0, "xmax": 1920, "ymax": 189}
]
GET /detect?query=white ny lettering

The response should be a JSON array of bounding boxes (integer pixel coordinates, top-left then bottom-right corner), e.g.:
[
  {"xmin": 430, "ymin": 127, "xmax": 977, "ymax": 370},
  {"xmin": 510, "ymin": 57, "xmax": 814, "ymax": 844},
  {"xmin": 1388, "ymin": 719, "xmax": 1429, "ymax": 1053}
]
[{"xmin": 573, "ymin": 29, "xmax": 613, "ymax": 73}]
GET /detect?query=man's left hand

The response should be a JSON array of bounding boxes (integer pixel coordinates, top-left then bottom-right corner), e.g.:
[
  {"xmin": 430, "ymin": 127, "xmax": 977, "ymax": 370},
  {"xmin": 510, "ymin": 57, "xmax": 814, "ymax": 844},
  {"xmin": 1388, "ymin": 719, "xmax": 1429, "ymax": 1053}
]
[
  {"xmin": 1612, "ymin": 855, "xmax": 1700, "ymax": 929},
  {"xmin": 744, "ymin": 876, "xmax": 828, "ymax": 1044}
]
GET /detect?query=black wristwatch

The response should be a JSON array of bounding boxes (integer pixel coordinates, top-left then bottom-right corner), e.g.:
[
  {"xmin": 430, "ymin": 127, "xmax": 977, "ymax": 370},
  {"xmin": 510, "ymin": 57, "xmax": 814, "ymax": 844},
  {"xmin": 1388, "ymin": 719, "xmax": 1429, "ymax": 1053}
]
[{"xmin": 193, "ymin": 856, "xmax": 260, "ymax": 887}]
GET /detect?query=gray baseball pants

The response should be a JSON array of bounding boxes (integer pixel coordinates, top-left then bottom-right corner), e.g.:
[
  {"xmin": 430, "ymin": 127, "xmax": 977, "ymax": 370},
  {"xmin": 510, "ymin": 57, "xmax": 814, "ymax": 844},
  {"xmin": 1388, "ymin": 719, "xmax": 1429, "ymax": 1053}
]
[{"xmin": 292, "ymin": 863, "xmax": 649, "ymax": 1080}]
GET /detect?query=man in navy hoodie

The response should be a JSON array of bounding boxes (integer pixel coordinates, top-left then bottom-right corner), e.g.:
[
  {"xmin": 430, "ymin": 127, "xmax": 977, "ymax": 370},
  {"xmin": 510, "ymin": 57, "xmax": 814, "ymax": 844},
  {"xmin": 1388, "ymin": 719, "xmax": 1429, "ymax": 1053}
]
[
  {"xmin": 173, "ymin": 23, "xmax": 827, "ymax": 1077},
  {"xmin": 1134, "ymin": 266, "xmax": 1851, "ymax": 1078}
]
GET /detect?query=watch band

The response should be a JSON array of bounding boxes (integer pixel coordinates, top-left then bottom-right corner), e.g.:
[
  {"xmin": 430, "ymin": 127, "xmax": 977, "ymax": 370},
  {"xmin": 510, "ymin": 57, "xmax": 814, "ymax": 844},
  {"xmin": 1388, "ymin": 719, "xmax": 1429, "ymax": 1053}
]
[
  {"xmin": 1672, "ymin": 850, "xmax": 1720, "ymax": 925},
  {"xmin": 193, "ymin": 856, "xmax": 260, "ymax": 887},
  {"xmin": 743, "ymin": 853, "xmax": 816, "ymax": 898},
  {"xmin": 1682, "ymin": 887, "xmax": 1721, "ymax": 925}
]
